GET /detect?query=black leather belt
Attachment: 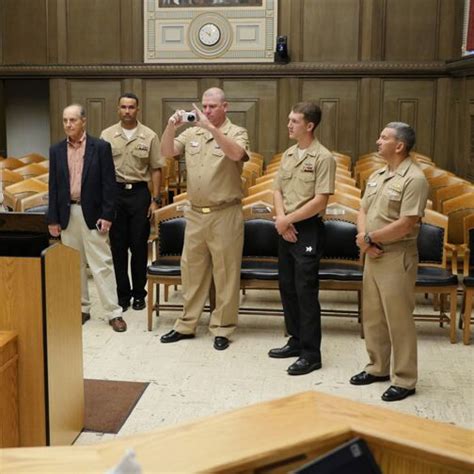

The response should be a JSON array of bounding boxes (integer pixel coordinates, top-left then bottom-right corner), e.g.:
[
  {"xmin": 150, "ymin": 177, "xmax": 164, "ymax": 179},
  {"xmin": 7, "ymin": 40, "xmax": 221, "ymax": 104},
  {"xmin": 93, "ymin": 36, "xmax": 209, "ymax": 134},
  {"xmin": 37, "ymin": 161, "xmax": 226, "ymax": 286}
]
[
  {"xmin": 70, "ymin": 199, "xmax": 81, "ymax": 205},
  {"xmin": 116, "ymin": 181, "xmax": 147, "ymax": 190}
]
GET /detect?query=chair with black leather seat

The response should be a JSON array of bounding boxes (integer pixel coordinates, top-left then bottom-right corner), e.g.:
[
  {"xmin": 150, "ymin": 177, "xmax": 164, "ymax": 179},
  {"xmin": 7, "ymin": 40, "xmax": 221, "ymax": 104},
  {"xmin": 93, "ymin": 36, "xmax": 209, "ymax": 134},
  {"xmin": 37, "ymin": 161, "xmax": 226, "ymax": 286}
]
[
  {"xmin": 459, "ymin": 214, "xmax": 474, "ymax": 344},
  {"xmin": 146, "ymin": 202, "xmax": 186, "ymax": 331},
  {"xmin": 321, "ymin": 204, "xmax": 364, "ymax": 334},
  {"xmin": 415, "ymin": 209, "xmax": 459, "ymax": 343},
  {"xmin": 239, "ymin": 204, "xmax": 280, "ymax": 314}
]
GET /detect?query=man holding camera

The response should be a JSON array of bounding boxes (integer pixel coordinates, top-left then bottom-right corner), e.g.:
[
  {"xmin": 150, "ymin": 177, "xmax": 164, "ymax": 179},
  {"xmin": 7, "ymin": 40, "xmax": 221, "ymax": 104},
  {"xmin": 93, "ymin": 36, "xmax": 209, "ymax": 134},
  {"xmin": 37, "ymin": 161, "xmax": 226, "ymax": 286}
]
[
  {"xmin": 48, "ymin": 104, "xmax": 126, "ymax": 332},
  {"xmin": 160, "ymin": 87, "xmax": 249, "ymax": 350},
  {"xmin": 101, "ymin": 93, "xmax": 164, "ymax": 313}
]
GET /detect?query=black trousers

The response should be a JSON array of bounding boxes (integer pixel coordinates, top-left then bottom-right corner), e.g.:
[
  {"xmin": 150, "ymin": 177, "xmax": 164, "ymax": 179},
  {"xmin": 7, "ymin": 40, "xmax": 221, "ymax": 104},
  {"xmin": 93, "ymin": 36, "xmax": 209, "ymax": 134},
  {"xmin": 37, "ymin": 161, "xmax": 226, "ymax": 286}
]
[
  {"xmin": 109, "ymin": 183, "xmax": 150, "ymax": 303},
  {"xmin": 278, "ymin": 216, "xmax": 325, "ymax": 362}
]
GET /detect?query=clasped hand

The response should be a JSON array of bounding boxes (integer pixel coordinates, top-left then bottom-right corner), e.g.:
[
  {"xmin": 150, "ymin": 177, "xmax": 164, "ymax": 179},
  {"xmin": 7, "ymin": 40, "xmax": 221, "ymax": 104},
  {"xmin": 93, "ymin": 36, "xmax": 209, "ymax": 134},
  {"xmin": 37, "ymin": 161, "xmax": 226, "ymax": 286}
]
[{"xmin": 274, "ymin": 215, "xmax": 298, "ymax": 243}]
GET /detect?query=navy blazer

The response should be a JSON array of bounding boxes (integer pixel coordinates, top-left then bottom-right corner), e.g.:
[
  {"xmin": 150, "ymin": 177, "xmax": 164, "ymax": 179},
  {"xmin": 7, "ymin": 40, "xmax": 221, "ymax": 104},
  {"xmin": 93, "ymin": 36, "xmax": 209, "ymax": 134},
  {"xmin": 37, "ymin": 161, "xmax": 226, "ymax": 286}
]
[{"xmin": 47, "ymin": 134, "xmax": 117, "ymax": 230}]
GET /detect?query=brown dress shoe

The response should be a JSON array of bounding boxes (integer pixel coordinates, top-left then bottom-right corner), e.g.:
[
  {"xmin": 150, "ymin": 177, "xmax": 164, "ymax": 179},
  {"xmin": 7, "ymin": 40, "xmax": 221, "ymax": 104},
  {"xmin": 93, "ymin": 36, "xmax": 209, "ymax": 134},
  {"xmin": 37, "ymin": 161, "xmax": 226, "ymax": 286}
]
[{"xmin": 109, "ymin": 317, "xmax": 127, "ymax": 332}]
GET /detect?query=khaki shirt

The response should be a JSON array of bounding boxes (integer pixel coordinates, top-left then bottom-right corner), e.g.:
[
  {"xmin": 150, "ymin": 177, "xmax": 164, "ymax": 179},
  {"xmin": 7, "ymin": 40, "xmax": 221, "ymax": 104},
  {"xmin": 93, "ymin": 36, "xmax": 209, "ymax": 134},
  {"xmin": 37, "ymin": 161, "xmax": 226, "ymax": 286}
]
[
  {"xmin": 100, "ymin": 121, "xmax": 164, "ymax": 183},
  {"xmin": 362, "ymin": 158, "xmax": 429, "ymax": 243},
  {"xmin": 273, "ymin": 138, "xmax": 336, "ymax": 214},
  {"xmin": 174, "ymin": 118, "xmax": 249, "ymax": 207}
]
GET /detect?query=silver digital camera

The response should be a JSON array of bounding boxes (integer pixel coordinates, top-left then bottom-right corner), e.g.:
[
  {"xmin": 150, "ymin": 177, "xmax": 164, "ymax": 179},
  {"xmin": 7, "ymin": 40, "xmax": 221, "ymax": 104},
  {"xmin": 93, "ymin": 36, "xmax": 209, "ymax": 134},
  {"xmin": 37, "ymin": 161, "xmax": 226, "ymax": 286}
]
[{"xmin": 182, "ymin": 111, "xmax": 197, "ymax": 122}]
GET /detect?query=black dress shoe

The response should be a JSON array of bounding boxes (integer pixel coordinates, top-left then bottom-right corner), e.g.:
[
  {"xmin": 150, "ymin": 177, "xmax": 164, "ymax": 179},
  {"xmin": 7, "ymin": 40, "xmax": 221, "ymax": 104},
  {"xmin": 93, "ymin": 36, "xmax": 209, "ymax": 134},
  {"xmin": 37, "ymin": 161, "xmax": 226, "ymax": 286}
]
[
  {"xmin": 119, "ymin": 300, "xmax": 130, "ymax": 312},
  {"xmin": 350, "ymin": 371, "xmax": 390, "ymax": 386},
  {"xmin": 287, "ymin": 357, "xmax": 322, "ymax": 376},
  {"xmin": 81, "ymin": 312, "xmax": 90, "ymax": 325},
  {"xmin": 268, "ymin": 344, "xmax": 300, "ymax": 359},
  {"xmin": 382, "ymin": 385, "xmax": 416, "ymax": 402},
  {"xmin": 160, "ymin": 330, "xmax": 195, "ymax": 343},
  {"xmin": 214, "ymin": 337, "xmax": 229, "ymax": 351},
  {"xmin": 132, "ymin": 298, "xmax": 146, "ymax": 311}
]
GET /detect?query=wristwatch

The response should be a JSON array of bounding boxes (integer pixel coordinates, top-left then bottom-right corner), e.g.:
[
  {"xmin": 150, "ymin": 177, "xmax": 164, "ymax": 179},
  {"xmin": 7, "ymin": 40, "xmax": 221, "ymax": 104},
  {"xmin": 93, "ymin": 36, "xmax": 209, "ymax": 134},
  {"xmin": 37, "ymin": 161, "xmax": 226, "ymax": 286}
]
[
  {"xmin": 363, "ymin": 232, "xmax": 373, "ymax": 245},
  {"xmin": 152, "ymin": 196, "xmax": 162, "ymax": 205}
]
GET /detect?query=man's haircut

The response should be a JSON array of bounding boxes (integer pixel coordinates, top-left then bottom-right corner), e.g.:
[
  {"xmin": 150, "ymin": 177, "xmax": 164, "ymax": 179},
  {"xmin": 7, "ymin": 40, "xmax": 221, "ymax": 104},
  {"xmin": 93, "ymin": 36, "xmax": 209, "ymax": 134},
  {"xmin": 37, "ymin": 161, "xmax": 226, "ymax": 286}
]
[
  {"xmin": 386, "ymin": 122, "xmax": 416, "ymax": 154},
  {"xmin": 118, "ymin": 92, "xmax": 139, "ymax": 106},
  {"xmin": 65, "ymin": 103, "xmax": 86, "ymax": 118},
  {"xmin": 292, "ymin": 101, "xmax": 322, "ymax": 132}
]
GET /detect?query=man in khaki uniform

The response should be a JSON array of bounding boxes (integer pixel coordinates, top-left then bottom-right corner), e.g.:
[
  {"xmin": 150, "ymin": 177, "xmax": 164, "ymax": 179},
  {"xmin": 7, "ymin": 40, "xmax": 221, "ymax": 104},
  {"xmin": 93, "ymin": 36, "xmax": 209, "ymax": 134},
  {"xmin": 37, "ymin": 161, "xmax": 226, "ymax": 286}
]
[
  {"xmin": 101, "ymin": 93, "xmax": 164, "ymax": 312},
  {"xmin": 159, "ymin": 87, "xmax": 249, "ymax": 351},
  {"xmin": 350, "ymin": 122, "xmax": 429, "ymax": 402},
  {"xmin": 269, "ymin": 101, "xmax": 336, "ymax": 375}
]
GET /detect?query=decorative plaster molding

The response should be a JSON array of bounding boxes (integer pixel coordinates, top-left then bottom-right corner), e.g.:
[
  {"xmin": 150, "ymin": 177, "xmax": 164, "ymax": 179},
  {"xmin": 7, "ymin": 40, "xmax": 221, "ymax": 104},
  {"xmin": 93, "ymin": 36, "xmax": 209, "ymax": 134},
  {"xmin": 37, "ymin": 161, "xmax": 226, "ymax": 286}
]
[{"xmin": 0, "ymin": 61, "xmax": 448, "ymax": 78}]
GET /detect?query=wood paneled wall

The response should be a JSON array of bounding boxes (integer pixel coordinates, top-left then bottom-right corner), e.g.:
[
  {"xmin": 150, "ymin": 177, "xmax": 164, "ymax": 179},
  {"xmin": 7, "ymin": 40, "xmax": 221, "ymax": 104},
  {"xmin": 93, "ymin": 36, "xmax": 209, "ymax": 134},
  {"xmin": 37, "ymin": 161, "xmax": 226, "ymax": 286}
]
[{"xmin": 0, "ymin": 0, "xmax": 472, "ymax": 179}]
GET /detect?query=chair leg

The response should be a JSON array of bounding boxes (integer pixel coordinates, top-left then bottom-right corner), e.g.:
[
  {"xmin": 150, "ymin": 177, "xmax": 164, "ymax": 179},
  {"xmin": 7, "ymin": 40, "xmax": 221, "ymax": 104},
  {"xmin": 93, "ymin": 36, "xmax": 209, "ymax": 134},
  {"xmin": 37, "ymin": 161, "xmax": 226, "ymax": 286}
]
[
  {"xmin": 449, "ymin": 289, "xmax": 457, "ymax": 344},
  {"xmin": 463, "ymin": 288, "xmax": 473, "ymax": 345},
  {"xmin": 164, "ymin": 284, "xmax": 169, "ymax": 302},
  {"xmin": 147, "ymin": 279, "xmax": 154, "ymax": 331}
]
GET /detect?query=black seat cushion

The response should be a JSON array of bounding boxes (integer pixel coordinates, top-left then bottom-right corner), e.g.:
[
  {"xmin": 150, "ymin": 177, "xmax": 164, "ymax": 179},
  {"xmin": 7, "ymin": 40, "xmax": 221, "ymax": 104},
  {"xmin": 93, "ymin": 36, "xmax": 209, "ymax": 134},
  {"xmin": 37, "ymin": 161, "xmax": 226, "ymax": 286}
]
[
  {"xmin": 148, "ymin": 257, "xmax": 181, "ymax": 276},
  {"xmin": 159, "ymin": 218, "xmax": 186, "ymax": 256},
  {"xmin": 464, "ymin": 275, "xmax": 474, "ymax": 287},
  {"xmin": 416, "ymin": 267, "xmax": 458, "ymax": 287},
  {"xmin": 241, "ymin": 260, "xmax": 278, "ymax": 280},
  {"xmin": 322, "ymin": 220, "xmax": 360, "ymax": 261},
  {"xmin": 319, "ymin": 262, "xmax": 363, "ymax": 281},
  {"xmin": 418, "ymin": 223, "xmax": 443, "ymax": 264},
  {"xmin": 243, "ymin": 219, "xmax": 278, "ymax": 258}
]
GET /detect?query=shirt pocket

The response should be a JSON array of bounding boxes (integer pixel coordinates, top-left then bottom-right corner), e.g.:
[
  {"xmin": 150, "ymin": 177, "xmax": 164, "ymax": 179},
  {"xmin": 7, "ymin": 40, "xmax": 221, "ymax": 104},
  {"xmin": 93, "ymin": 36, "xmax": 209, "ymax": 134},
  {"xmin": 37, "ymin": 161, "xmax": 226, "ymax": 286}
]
[
  {"xmin": 297, "ymin": 171, "xmax": 316, "ymax": 198},
  {"xmin": 364, "ymin": 186, "xmax": 378, "ymax": 207},
  {"xmin": 111, "ymin": 147, "xmax": 123, "ymax": 158},
  {"xmin": 185, "ymin": 145, "xmax": 201, "ymax": 168},
  {"xmin": 132, "ymin": 148, "xmax": 149, "ymax": 160},
  {"xmin": 385, "ymin": 187, "xmax": 402, "ymax": 218}
]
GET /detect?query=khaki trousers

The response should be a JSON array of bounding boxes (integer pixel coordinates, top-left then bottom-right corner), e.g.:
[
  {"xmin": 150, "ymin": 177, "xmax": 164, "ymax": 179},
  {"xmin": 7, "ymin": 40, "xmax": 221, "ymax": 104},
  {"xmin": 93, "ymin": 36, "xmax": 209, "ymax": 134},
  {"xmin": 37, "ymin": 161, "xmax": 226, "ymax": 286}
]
[
  {"xmin": 61, "ymin": 204, "xmax": 122, "ymax": 320},
  {"xmin": 174, "ymin": 205, "xmax": 244, "ymax": 337},
  {"xmin": 362, "ymin": 243, "xmax": 418, "ymax": 389}
]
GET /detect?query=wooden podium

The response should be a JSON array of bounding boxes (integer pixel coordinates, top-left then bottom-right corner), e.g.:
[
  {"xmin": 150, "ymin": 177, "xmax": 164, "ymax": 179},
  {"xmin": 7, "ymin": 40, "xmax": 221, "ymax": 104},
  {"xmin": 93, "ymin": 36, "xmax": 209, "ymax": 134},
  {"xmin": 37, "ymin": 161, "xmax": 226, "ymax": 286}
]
[{"xmin": 0, "ymin": 213, "xmax": 84, "ymax": 447}]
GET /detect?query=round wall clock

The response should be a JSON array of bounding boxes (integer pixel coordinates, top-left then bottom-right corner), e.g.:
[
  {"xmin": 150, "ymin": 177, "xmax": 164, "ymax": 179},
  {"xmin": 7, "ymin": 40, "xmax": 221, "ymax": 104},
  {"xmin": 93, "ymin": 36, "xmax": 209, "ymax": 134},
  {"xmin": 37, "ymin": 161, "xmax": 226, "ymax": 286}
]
[{"xmin": 198, "ymin": 23, "xmax": 221, "ymax": 47}]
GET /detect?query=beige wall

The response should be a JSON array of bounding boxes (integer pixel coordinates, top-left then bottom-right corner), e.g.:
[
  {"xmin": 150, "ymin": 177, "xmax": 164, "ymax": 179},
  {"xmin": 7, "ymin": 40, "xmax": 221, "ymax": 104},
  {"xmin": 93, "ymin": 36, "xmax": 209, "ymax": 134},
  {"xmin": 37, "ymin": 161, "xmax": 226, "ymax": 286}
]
[{"xmin": 0, "ymin": 0, "xmax": 473, "ymax": 179}]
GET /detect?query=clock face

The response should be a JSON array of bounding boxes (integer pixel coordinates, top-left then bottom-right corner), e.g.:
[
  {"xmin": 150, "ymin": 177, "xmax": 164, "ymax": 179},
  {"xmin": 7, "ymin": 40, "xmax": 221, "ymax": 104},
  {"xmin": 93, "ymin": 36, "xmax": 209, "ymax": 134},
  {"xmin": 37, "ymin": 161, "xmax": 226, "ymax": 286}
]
[{"xmin": 198, "ymin": 23, "xmax": 221, "ymax": 47}]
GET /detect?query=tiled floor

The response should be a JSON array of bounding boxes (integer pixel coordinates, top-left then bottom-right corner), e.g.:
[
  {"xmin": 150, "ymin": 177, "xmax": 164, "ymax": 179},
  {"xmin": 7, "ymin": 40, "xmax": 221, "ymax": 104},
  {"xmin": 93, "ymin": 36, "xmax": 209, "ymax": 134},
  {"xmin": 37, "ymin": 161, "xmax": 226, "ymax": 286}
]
[{"xmin": 75, "ymin": 285, "xmax": 474, "ymax": 445}]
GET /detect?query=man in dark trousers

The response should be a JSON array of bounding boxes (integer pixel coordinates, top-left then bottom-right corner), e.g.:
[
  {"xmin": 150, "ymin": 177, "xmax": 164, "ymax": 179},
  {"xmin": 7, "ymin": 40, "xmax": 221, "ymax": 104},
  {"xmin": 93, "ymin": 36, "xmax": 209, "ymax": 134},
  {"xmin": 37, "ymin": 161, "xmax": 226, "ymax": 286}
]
[
  {"xmin": 101, "ymin": 93, "xmax": 164, "ymax": 312},
  {"xmin": 269, "ymin": 101, "xmax": 336, "ymax": 375},
  {"xmin": 47, "ymin": 103, "xmax": 126, "ymax": 332}
]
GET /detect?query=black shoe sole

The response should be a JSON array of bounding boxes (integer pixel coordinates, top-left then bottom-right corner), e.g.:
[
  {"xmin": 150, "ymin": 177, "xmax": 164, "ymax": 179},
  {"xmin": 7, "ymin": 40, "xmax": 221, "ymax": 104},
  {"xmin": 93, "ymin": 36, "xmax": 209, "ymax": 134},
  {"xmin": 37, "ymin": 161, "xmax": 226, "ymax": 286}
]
[
  {"xmin": 350, "ymin": 375, "xmax": 390, "ymax": 386},
  {"xmin": 287, "ymin": 362, "xmax": 322, "ymax": 375},
  {"xmin": 268, "ymin": 350, "xmax": 300, "ymax": 359},
  {"xmin": 382, "ymin": 388, "xmax": 416, "ymax": 402},
  {"xmin": 160, "ymin": 334, "xmax": 195, "ymax": 343},
  {"xmin": 132, "ymin": 303, "xmax": 146, "ymax": 311}
]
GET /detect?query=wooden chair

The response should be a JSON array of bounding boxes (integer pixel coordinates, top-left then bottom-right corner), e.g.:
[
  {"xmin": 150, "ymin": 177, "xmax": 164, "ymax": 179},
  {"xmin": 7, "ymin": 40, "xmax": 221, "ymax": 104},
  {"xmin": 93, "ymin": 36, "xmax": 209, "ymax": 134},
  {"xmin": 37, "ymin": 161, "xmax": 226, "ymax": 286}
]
[
  {"xmin": 32, "ymin": 173, "xmax": 49, "ymax": 184},
  {"xmin": 459, "ymin": 214, "xmax": 474, "ymax": 344},
  {"xmin": 242, "ymin": 189, "xmax": 274, "ymax": 206},
  {"xmin": 336, "ymin": 174, "xmax": 357, "ymax": 187},
  {"xmin": 0, "ymin": 169, "xmax": 23, "ymax": 188},
  {"xmin": 3, "ymin": 179, "xmax": 48, "ymax": 211},
  {"xmin": 335, "ymin": 182, "xmax": 361, "ymax": 198},
  {"xmin": 242, "ymin": 167, "xmax": 257, "ymax": 188},
  {"xmin": 430, "ymin": 176, "xmax": 470, "ymax": 210},
  {"xmin": 255, "ymin": 172, "xmax": 277, "ymax": 185},
  {"xmin": 248, "ymin": 180, "xmax": 273, "ymax": 196},
  {"xmin": 415, "ymin": 209, "xmax": 459, "ymax": 343},
  {"xmin": 18, "ymin": 153, "xmax": 46, "ymax": 165},
  {"xmin": 442, "ymin": 192, "xmax": 474, "ymax": 273},
  {"xmin": 243, "ymin": 161, "xmax": 262, "ymax": 178},
  {"xmin": 36, "ymin": 160, "xmax": 49, "ymax": 170},
  {"xmin": 435, "ymin": 183, "xmax": 474, "ymax": 212},
  {"xmin": 146, "ymin": 203, "xmax": 186, "ymax": 331},
  {"xmin": 328, "ymin": 190, "xmax": 361, "ymax": 210},
  {"xmin": 265, "ymin": 163, "xmax": 280, "ymax": 174},
  {"xmin": 355, "ymin": 162, "xmax": 384, "ymax": 188},
  {"xmin": 248, "ymin": 152, "xmax": 264, "ymax": 170},
  {"xmin": 320, "ymin": 204, "xmax": 364, "ymax": 334},
  {"xmin": 332, "ymin": 151, "xmax": 352, "ymax": 170},
  {"xmin": 0, "ymin": 158, "xmax": 23, "ymax": 170},
  {"xmin": 19, "ymin": 191, "xmax": 48, "ymax": 212},
  {"xmin": 15, "ymin": 163, "xmax": 48, "ymax": 180}
]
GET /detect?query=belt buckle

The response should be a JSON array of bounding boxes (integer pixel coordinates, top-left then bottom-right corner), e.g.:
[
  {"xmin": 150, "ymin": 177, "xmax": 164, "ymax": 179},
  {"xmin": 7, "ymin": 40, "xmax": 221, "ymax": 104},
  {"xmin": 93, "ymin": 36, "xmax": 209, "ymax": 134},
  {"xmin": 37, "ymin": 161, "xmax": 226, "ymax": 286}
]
[
  {"xmin": 124, "ymin": 183, "xmax": 133, "ymax": 190},
  {"xmin": 202, "ymin": 207, "xmax": 211, "ymax": 214}
]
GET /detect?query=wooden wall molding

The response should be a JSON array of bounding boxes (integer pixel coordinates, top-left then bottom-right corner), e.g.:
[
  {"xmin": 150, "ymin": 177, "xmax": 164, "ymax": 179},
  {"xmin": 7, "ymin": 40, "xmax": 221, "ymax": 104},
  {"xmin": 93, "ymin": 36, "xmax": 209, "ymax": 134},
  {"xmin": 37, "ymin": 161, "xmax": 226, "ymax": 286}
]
[{"xmin": 0, "ymin": 61, "xmax": 448, "ymax": 79}]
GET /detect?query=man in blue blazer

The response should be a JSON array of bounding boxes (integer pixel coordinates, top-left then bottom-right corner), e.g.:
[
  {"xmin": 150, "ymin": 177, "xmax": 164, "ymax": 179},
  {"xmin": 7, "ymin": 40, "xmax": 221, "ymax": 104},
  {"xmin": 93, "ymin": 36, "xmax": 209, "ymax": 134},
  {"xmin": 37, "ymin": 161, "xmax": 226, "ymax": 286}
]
[{"xmin": 47, "ymin": 103, "xmax": 127, "ymax": 332}]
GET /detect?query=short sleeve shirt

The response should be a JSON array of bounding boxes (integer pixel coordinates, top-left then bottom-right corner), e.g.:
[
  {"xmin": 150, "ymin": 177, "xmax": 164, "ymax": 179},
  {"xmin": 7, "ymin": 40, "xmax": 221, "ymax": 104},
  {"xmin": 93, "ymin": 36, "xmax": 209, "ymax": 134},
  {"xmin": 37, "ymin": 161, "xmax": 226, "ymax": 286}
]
[
  {"xmin": 100, "ymin": 121, "xmax": 164, "ymax": 183},
  {"xmin": 174, "ymin": 118, "xmax": 249, "ymax": 207},
  {"xmin": 273, "ymin": 138, "xmax": 336, "ymax": 214},
  {"xmin": 362, "ymin": 158, "xmax": 429, "ymax": 243}
]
